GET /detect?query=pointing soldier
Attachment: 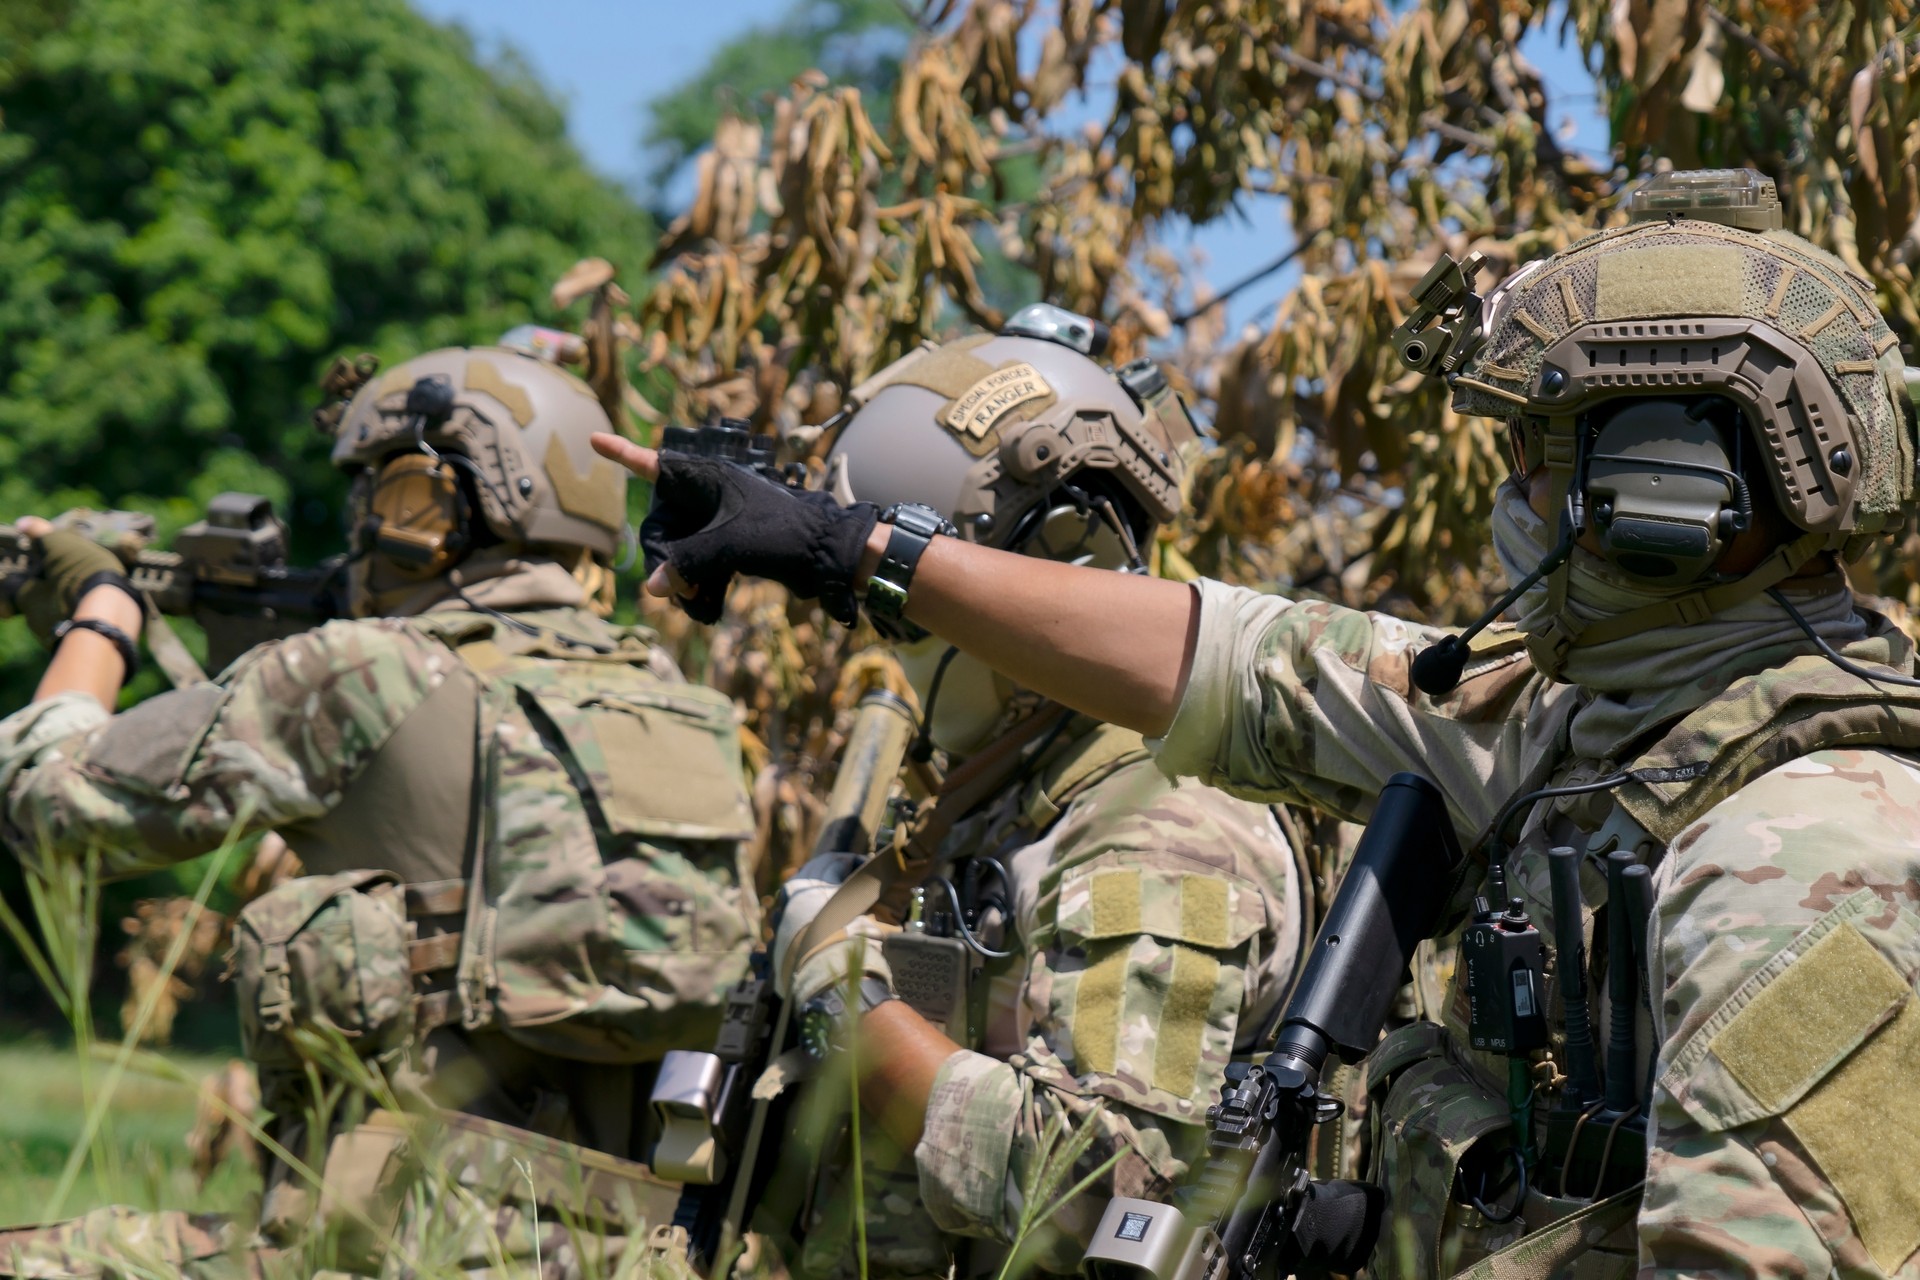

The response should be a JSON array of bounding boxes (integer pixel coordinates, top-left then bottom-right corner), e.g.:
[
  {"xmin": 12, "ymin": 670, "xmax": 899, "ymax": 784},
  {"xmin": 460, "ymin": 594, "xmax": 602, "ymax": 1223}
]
[
  {"xmin": 606, "ymin": 170, "xmax": 1920, "ymax": 1277},
  {"xmin": 752, "ymin": 310, "xmax": 1331, "ymax": 1276}
]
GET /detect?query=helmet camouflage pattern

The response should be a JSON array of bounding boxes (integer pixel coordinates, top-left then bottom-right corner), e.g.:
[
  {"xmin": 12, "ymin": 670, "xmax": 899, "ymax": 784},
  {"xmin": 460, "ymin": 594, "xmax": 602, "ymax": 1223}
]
[
  {"xmin": 330, "ymin": 346, "xmax": 628, "ymax": 560},
  {"xmin": 1456, "ymin": 169, "xmax": 1915, "ymax": 553}
]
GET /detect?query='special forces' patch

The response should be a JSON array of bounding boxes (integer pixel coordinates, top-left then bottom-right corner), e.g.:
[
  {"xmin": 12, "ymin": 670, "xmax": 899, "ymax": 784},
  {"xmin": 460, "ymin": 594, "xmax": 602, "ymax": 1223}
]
[{"xmin": 943, "ymin": 362, "xmax": 1053, "ymax": 441}]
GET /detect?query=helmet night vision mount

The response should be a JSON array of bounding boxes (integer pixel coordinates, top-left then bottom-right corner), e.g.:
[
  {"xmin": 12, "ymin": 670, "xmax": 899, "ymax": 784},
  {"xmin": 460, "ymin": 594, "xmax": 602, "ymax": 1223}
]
[{"xmin": 1389, "ymin": 167, "xmax": 1920, "ymax": 692}]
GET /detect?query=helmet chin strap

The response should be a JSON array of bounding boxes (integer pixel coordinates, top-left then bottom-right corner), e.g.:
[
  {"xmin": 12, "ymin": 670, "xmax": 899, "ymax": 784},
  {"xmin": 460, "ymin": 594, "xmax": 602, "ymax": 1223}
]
[{"xmin": 909, "ymin": 645, "xmax": 962, "ymax": 764}]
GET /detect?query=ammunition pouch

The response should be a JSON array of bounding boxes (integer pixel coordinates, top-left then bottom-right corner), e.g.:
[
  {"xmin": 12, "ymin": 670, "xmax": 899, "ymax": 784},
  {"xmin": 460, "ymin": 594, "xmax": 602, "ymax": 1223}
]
[
  {"xmin": 1362, "ymin": 1022, "xmax": 1522, "ymax": 1279},
  {"xmin": 1363, "ymin": 1023, "xmax": 1640, "ymax": 1280},
  {"xmin": 233, "ymin": 871, "xmax": 419, "ymax": 1072},
  {"xmin": 232, "ymin": 871, "xmax": 471, "ymax": 1076}
]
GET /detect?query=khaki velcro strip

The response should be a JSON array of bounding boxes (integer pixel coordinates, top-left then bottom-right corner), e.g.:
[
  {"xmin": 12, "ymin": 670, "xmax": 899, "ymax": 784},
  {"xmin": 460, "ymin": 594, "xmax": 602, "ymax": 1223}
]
[
  {"xmin": 1178, "ymin": 875, "xmax": 1231, "ymax": 949},
  {"xmin": 1557, "ymin": 276, "xmax": 1586, "ymax": 325},
  {"xmin": 1765, "ymin": 266, "xmax": 1796, "ymax": 319},
  {"xmin": 1151, "ymin": 943, "xmax": 1220, "ymax": 1099},
  {"xmin": 1786, "ymin": 997, "xmax": 1920, "ymax": 1272},
  {"xmin": 895, "ymin": 347, "xmax": 997, "ymax": 401},
  {"xmin": 1089, "ymin": 870, "xmax": 1143, "ymax": 939},
  {"xmin": 1073, "ymin": 939, "xmax": 1130, "ymax": 1075},
  {"xmin": 1833, "ymin": 360, "xmax": 1879, "ymax": 374},
  {"xmin": 1799, "ymin": 299, "xmax": 1850, "ymax": 342},
  {"xmin": 1515, "ymin": 309, "xmax": 1555, "ymax": 343},
  {"xmin": 1711, "ymin": 922, "xmax": 1910, "ymax": 1113},
  {"xmin": 1876, "ymin": 331, "xmax": 1901, "ymax": 355},
  {"xmin": 1478, "ymin": 362, "xmax": 1527, "ymax": 382},
  {"xmin": 465, "ymin": 357, "xmax": 534, "ymax": 426},
  {"xmin": 1595, "ymin": 245, "xmax": 1742, "ymax": 320}
]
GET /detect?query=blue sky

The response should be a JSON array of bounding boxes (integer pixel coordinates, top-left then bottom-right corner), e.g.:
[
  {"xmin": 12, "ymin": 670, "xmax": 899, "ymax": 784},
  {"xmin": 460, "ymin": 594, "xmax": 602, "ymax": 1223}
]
[{"xmin": 413, "ymin": 0, "xmax": 1610, "ymax": 328}]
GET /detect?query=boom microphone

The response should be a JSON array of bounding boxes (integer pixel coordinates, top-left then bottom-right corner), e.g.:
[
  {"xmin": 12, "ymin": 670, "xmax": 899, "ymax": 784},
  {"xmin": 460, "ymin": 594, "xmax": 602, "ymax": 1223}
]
[{"xmin": 1410, "ymin": 522, "xmax": 1575, "ymax": 696}]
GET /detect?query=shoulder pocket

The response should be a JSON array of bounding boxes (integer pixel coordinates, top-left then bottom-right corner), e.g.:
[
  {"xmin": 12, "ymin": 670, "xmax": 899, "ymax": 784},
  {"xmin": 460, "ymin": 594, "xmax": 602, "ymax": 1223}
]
[
  {"xmin": 1047, "ymin": 865, "xmax": 1264, "ymax": 1113},
  {"xmin": 520, "ymin": 679, "xmax": 753, "ymax": 843},
  {"xmin": 1661, "ymin": 888, "xmax": 1920, "ymax": 1275}
]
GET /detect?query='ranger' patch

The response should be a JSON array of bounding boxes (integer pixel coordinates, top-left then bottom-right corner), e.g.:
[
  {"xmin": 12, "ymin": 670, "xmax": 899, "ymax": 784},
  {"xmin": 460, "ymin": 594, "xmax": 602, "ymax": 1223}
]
[{"xmin": 943, "ymin": 362, "xmax": 1052, "ymax": 440}]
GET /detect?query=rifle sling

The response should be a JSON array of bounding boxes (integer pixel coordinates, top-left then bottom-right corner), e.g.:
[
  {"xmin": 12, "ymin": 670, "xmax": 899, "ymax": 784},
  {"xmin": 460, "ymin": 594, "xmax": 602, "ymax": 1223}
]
[
  {"xmin": 142, "ymin": 596, "xmax": 209, "ymax": 688},
  {"xmin": 1446, "ymin": 1183, "xmax": 1641, "ymax": 1280},
  {"xmin": 777, "ymin": 701, "xmax": 1073, "ymax": 990}
]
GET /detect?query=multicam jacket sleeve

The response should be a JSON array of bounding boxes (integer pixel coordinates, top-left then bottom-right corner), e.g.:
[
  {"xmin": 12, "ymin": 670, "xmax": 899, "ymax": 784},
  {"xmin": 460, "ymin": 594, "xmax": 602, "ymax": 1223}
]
[
  {"xmin": 1152, "ymin": 580, "xmax": 1577, "ymax": 837},
  {"xmin": 0, "ymin": 620, "xmax": 453, "ymax": 877},
  {"xmin": 914, "ymin": 759, "xmax": 1300, "ymax": 1271}
]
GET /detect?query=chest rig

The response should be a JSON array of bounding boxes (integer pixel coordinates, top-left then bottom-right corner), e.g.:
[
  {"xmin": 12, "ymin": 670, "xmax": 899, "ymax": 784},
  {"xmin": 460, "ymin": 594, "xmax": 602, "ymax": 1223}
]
[
  {"xmin": 884, "ymin": 715, "xmax": 1153, "ymax": 1048},
  {"xmin": 1403, "ymin": 636, "xmax": 1920, "ymax": 1279}
]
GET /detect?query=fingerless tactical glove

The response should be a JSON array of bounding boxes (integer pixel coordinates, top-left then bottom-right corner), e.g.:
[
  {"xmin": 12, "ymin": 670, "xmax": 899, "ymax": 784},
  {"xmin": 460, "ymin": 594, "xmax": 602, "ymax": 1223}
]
[
  {"xmin": 640, "ymin": 453, "xmax": 878, "ymax": 625},
  {"xmin": 17, "ymin": 531, "xmax": 135, "ymax": 649}
]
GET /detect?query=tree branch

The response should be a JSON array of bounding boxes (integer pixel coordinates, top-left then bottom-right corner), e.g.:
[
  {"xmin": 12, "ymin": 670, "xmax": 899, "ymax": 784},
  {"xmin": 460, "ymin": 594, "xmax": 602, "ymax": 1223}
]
[{"xmin": 1172, "ymin": 228, "xmax": 1327, "ymax": 326}]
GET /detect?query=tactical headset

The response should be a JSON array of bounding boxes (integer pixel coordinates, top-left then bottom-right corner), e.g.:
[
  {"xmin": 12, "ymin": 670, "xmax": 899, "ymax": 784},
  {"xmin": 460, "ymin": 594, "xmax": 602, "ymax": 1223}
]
[
  {"xmin": 351, "ymin": 375, "xmax": 481, "ymax": 583},
  {"xmin": 1508, "ymin": 393, "xmax": 1756, "ymax": 586}
]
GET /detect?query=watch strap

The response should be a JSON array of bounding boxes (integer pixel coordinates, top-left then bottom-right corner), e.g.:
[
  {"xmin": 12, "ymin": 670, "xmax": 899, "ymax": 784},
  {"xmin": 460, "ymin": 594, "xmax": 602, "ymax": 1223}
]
[{"xmin": 867, "ymin": 503, "xmax": 957, "ymax": 630}]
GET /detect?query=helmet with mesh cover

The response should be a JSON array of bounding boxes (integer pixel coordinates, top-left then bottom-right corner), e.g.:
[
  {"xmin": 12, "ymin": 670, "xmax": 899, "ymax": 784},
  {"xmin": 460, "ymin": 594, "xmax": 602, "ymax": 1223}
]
[
  {"xmin": 1459, "ymin": 170, "xmax": 1912, "ymax": 545},
  {"xmin": 1421, "ymin": 169, "xmax": 1917, "ymax": 671}
]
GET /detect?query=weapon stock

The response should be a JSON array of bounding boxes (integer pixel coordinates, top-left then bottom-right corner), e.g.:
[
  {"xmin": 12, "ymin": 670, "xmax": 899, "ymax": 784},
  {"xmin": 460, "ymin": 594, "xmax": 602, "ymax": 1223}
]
[
  {"xmin": 654, "ymin": 689, "xmax": 918, "ymax": 1274},
  {"xmin": 1083, "ymin": 773, "xmax": 1465, "ymax": 1280}
]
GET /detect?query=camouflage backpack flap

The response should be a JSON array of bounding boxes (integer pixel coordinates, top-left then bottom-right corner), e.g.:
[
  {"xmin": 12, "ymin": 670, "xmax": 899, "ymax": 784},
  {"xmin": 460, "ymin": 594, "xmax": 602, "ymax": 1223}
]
[
  {"xmin": 1614, "ymin": 628, "xmax": 1920, "ymax": 845},
  {"xmin": 407, "ymin": 611, "xmax": 756, "ymax": 1057},
  {"xmin": 232, "ymin": 869, "xmax": 414, "ymax": 1071}
]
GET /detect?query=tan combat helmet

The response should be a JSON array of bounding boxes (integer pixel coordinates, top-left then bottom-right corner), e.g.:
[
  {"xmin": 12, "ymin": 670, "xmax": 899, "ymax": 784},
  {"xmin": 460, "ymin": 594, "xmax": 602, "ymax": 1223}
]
[
  {"xmin": 824, "ymin": 304, "xmax": 1202, "ymax": 569},
  {"xmin": 1394, "ymin": 168, "xmax": 1917, "ymax": 673},
  {"xmin": 823, "ymin": 306, "xmax": 1203, "ymax": 754},
  {"xmin": 325, "ymin": 346, "xmax": 630, "ymax": 614}
]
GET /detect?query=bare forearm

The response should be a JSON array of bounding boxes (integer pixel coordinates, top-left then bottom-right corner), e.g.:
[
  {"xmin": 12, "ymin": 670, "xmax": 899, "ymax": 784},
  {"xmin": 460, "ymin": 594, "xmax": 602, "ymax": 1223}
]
[
  {"xmin": 857, "ymin": 998, "xmax": 961, "ymax": 1150},
  {"xmin": 33, "ymin": 585, "xmax": 142, "ymax": 709},
  {"xmin": 863, "ymin": 527, "xmax": 1198, "ymax": 737}
]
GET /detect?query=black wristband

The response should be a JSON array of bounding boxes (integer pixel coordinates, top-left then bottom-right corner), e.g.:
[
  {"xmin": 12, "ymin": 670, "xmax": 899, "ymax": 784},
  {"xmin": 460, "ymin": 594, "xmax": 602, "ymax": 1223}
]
[
  {"xmin": 75, "ymin": 570, "xmax": 144, "ymax": 617},
  {"xmin": 52, "ymin": 617, "xmax": 140, "ymax": 678}
]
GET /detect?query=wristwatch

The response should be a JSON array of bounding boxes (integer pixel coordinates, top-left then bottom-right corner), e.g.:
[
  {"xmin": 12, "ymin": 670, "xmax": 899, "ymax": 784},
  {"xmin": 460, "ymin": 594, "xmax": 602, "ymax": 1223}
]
[
  {"xmin": 799, "ymin": 975, "xmax": 898, "ymax": 1062},
  {"xmin": 865, "ymin": 502, "xmax": 958, "ymax": 639}
]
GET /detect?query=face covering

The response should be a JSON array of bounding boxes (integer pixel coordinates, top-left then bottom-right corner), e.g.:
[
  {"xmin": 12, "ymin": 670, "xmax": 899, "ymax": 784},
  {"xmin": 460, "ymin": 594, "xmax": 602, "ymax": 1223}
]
[
  {"xmin": 1489, "ymin": 481, "xmax": 1867, "ymax": 757},
  {"xmin": 895, "ymin": 634, "xmax": 1017, "ymax": 759}
]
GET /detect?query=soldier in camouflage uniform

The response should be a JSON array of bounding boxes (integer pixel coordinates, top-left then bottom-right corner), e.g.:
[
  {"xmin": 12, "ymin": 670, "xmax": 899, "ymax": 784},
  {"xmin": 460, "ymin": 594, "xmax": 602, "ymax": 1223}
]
[
  {"xmin": 612, "ymin": 169, "xmax": 1920, "ymax": 1277},
  {"xmin": 763, "ymin": 311, "xmax": 1323, "ymax": 1277},
  {"xmin": 0, "ymin": 345, "xmax": 758, "ymax": 1278}
]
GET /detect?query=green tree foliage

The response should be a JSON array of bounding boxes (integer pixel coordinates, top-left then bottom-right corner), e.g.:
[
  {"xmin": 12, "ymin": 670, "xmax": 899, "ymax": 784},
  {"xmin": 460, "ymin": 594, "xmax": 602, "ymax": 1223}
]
[
  {"xmin": 0, "ymin": 0, "xmax": 656, "ymax": 1020},
  {"xmin": 0, "ymin": 0, "xmax": 655, "ymax": 564},
  {"xmin": 641, "ymin": 0, "xmax": 914, "ymax": 196}
]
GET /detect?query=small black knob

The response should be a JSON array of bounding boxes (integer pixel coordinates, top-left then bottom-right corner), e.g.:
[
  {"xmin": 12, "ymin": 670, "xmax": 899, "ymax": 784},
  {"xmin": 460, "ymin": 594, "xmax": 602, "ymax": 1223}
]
[
  {"xmin": 1830, "ymin": 446, "xmax": 1854, "ymax": 476},
  {"xmin": 1540, "ymin": 367, "xmax": 1568, "ymax": 395}
]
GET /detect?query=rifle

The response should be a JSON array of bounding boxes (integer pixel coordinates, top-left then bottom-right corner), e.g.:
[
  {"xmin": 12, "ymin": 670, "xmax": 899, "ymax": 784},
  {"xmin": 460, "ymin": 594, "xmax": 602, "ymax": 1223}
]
[
  {"xmin": 0, "ymin": 494, "xmax": 347, "ymax": 681},
  {"xmin": 650, "ymin": 688, "xmax": 919, "ymax": 1274},
  {"xmin": 1082, "ymin": 772, "xmax": 1465, "ymax": 1280}
]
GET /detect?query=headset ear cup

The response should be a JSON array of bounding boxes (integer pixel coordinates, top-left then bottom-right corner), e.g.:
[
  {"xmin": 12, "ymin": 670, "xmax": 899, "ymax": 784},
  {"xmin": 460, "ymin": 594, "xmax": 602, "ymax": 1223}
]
[{"xmin": 368, "ymin": 454, "xmax": 469, "ymax": 578}]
